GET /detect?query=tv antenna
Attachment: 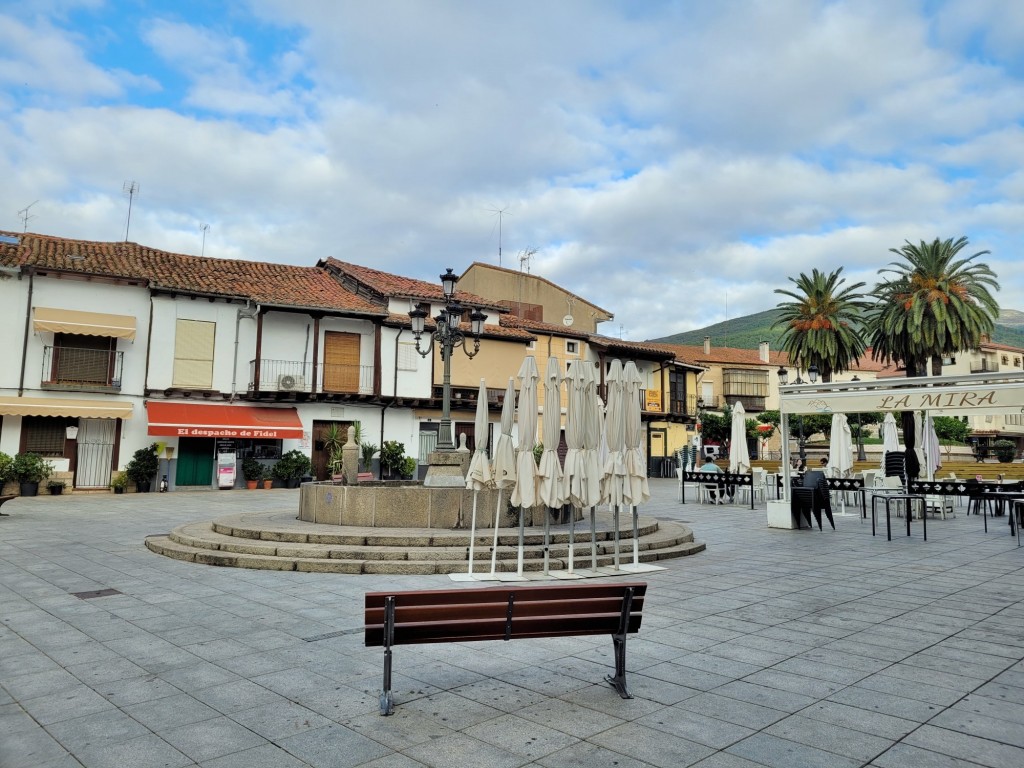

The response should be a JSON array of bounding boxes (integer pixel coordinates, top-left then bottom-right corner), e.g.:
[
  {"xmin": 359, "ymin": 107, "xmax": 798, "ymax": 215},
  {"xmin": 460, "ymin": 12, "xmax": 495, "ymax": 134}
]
[
  {"xmin": 122, "ymin": 180, "xmax": 139, "ymax": 241},
  {"xmin": 485, "ymin": 205, "xmax": 511, "ymax": 266},
  {"xmin": 199, "ymin": 223, "xmax": 210, "ymax": 256},
  {"xmin": 518, "ymin": 247, "xmax": 536, "ymax": 274},
  {"xmin": 17, "ymin": 200, "xmax": 38, "ymax": 232}
]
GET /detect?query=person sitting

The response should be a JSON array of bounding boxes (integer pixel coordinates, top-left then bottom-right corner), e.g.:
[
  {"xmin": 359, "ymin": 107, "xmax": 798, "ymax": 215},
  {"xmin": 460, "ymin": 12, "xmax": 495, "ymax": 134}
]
[{"xmin": 700, "ymin": 458, "xmax": 728, "ymax": 503}]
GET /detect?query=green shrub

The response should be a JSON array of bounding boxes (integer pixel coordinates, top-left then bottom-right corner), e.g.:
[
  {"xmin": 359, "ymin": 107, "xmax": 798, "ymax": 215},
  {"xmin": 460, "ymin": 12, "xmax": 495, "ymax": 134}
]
[
  {"xmin": 242, "ymin": 456, "xmax": 264, "ymax": 481},
  {"xmin": 400, "ymin": 457, "xmax": 417, "ymax": 478},
  {"xmin": 125, "ymin": 444, "xmax": 160, "ymax": 485},
  {"xmin": 13, "ymin": 452, "xmax": 53, "ymax": 484},
  {"xmin": 272, "ymin": 450, "xmax": 312, "ymax": 480},
  {"xmin": 0, "ymin": 452, "xmax": 13, "ymax": 485},
  {"xmin": 993, "ymin": 439, "xmax": 1016, "ymax": 463},
  {"xmin": 380, "ymin": 441, "xmax": 405, "ymax": 477}
]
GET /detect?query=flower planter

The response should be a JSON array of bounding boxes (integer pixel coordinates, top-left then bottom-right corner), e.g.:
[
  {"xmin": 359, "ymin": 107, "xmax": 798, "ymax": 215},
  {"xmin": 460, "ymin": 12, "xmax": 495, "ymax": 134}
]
[
  {"xmin": 136, "ymin": 480, "xmax": 151, "ymax": 493},
  {"xmin": 246, "ymin": 480, "xmax": 258, "ymax": 490},
  {"xmin": 19, "ymin": 481, "xmax": 39, "ymax": 497},
  {"xmin": 262, "ymin": 479, "xmax": 272, "ymax": 490}
]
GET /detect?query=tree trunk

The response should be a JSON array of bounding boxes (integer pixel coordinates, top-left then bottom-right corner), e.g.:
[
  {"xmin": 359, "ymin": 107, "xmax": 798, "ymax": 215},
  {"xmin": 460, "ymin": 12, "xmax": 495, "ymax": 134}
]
[{"xmin": 931, "ymin": 355, "xmax": 943, "ymax": 376}]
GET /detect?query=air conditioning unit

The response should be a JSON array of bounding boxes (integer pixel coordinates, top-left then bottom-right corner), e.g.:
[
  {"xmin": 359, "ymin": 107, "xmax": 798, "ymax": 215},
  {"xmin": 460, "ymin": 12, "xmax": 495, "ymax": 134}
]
[{"xmin": 278, "ymin": 374, "xmax": 305, "ymax": 391}]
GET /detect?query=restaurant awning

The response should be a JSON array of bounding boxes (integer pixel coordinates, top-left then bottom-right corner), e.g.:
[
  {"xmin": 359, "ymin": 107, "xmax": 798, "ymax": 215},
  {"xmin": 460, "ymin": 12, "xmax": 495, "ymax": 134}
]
[
  {"xmin": 146, "ymin": 402, "xmax": 304, "ymax": 439},
  {"xmin": 33, "ymin": 307, "xmax": 137, "ymax": 341},
  {"xmin": 0, "ymin": 396, "xmax": 133, "ymax": 419}
]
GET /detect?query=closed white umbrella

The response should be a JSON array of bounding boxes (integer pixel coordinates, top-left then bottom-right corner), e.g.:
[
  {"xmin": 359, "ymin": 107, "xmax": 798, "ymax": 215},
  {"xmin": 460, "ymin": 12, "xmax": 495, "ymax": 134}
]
[
  {"xmin": 561, "ymin": 361, "xmax": 586, "ymax": 573},
  {"xmin": 912, "ymin": 412, "xmax": 927, "ymax": 477},
  {"xmin": 463, "ymin": 379, "xmax": 492, "ymax": 575},
  {"xmin": 537, "ymin": 356, "xmax": 564, "ymax": 574},
  {"xmin": 880, "ymin": 412, "xmax": 900, "ymax": 469},
  {"xmin": 924, "ymin": 413, "xmax": 941, "ymax": 479},
  {"xmin": 601, "ymin": 359, "xmax": 627, "ymax": 568},
  {"xmin": 581, "ymin": 361, "xmax": 604, "ymax": 571},
  {"xmin": 622, "ymin": 361, "xmax": 649, "ymax": 567},
  {"xmin": 489, "ymin": 377, "xmax": 517, "ymax": 576},
  {"xmin": 511, "ymin": 356, "xmax": 539, "ymax": 576},
  {"xmin": 827, "ymin": 413, "xmax": 854, "ymax": 477},
  {"xmin": 728, "ymin": 400, "xmax": 750, "ymax": 475}
]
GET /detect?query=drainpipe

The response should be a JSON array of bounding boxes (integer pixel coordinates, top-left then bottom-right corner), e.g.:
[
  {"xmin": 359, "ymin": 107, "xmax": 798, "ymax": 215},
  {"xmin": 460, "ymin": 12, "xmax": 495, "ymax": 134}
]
[
  {"xmin": 380, "ymin": 326, "xmax": 404, "ymax": 450},
  {"xmin": 231, "ymin": 301, "xmax": 258, "ymax": 402},
  {"xmin": 18, "ymin": 270, "xmax": 34, "ymax": 396}
]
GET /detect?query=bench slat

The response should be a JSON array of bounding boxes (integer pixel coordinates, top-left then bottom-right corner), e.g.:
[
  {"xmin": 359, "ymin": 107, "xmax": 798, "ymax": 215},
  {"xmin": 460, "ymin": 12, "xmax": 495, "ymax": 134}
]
[
  {"xmin": 365, "ymin": 582, "xmax": 646, "ymax": 609},
  {"xmin": 366, "ymin": 611, "xmax": 642, "ymax": 646},
  {"xmin": 365, "ymin": 594, "xmax": 644, "ymax": 626}
]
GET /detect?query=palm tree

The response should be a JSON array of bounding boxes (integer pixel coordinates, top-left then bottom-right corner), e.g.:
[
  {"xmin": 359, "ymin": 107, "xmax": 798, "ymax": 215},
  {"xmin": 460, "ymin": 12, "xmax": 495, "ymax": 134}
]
[
  {"xmin": 773, "ymin": 267, "xmax": 870, "ymax": 382},
  {"xmin": 869, "ymin": 237, "xmax": 999, "ymax": 376}
]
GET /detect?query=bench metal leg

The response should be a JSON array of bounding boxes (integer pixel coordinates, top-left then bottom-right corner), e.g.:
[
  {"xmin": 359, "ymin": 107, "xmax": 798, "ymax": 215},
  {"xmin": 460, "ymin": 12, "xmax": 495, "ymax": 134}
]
[
  {"xmin": 380, "ymin": 596, "xmax": 395, "ymax": 715},
  {"xmin": 605, "ymin": 587, "xmax": 634, "ymax": 699}
]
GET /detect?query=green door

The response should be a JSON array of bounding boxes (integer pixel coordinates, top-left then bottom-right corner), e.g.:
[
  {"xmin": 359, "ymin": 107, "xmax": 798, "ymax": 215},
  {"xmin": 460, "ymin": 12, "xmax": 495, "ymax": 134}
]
[{"xmin": 175, "ymin": 438, "xmax": 215, "ymax": 486}]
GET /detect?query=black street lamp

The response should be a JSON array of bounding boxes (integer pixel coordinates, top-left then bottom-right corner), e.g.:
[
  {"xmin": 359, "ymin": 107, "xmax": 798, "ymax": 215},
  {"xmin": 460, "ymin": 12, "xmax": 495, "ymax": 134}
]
[{"xmin": 409, "ymin": 268, "xmax": 486, "ymax": 452}]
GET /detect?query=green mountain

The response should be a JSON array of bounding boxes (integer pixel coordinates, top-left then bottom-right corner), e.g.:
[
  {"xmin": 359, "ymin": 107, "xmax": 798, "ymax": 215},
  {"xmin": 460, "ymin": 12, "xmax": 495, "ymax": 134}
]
[{"xmin": 650, "ymin": 309, "xmax": 1024, "ymax": 350}]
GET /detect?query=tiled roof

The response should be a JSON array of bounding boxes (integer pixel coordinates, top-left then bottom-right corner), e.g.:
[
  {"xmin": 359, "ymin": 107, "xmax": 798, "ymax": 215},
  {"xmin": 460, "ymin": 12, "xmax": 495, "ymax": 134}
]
[
  {"xmin": 322, "ymin": 258, "xmax": 500, "ymax": 309},
  {"xmin": 385, "ymin": 312, "xmax": 535, "ymax": 341},
  {"xmin": 0, "ymin": 231, "xmax": 386, "ymax": 315},
  {"xmin": 653, "ymin": 343, "xmax": 787, "ymax": 367},
  {"xmin": 499, "ymin": 314, "xmax": 591, "ymax": 340},
  {"xmin": 461, "ymin": 262, "xmax": 614, "ymax": 318},
  {"xmin": 588, "ymin": 335, "xmax": 677, "ymax": 359}
]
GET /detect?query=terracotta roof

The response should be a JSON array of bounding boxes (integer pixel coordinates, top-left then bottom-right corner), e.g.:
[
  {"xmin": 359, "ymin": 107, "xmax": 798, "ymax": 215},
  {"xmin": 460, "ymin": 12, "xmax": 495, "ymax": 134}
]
[
  {"xmin": 1, "ymin": 231, "xmax": 386, "ymax": 315},
  {"xmin": 499, "ymin": 314, "xmax": 591, "ymax": 340},
  {"xmin": 322, "ymin": 258, "xmax": 500, "ymax": 309},
  {"xmin": 385, "ymin": 312, "xmax": 535, "ymax": 341},
  {"xmin": 461, "ymin": 262, "xmax": 614, "ymax": 318},
  {"xmin": 588, "ymin": 335, "xmax": 677, "ymax": 359},
  {"xmin": 653, "ymin": 343, "xmax": 788, "ymax": 367}
]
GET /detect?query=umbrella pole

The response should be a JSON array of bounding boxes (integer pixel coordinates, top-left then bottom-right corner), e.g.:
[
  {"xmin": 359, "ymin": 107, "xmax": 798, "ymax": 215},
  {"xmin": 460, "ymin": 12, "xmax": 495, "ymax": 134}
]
[
  {"xmin": 631, "ymin": 505, "xmax": 639, "ymax": 565},
  {"xmin": 590, "ymin": 507, "xmax": 597, "ymax": 570},
  {"xmin": 467, "ymin": 492, "xmax": 478, "ymax": 575},
  {"xmin": 516, "ymin": 508, "xmax": 525, "ymax": 577},
  {"xmin": 613, "ymin": 505, "xmax": 621, "ymax": 570},
  {"xmin": 489, "ymin": 489, "xmax": 503, "ymax": 576},
  {"xmin": 568, "ymin": 505, "xmax": 575, "ymax": 574},
  {"xmin": 543, "ymin": 508, "xmax": 550, "ymax": 575}
]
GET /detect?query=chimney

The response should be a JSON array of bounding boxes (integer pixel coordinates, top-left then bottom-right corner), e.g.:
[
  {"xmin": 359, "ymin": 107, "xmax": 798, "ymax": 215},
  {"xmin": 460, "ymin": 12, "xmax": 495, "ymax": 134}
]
[
  {"xmin": 759, "ymin": 340, "xmax": 769, "ymax": 363},
  {"xmin": 703, "ymin": 336, "xmax": 710, "ymax": 355}
]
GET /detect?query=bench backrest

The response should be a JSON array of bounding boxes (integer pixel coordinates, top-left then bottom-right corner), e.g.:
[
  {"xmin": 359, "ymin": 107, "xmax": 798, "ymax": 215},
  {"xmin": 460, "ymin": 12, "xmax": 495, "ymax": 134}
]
[{"xmin": 365, "ymin": 582, "xmax": 646, "ymax": 647}]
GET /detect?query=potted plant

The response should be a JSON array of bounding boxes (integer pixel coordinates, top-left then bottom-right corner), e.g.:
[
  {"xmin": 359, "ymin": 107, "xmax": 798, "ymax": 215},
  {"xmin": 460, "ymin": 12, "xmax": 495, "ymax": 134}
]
[
  {"xmin": 13, "ymin": 452, "xmax": 53, "ymax": 497},
  {"xmin": 273, "ymin": 450, "xmax": 312, "ymax": 488},
  {"xmin": 111, "ymin": 473, "xmax": 128, "ymax": 494},
  {"xmin": 360, "ymin": 442, "xmax": 379, "ymax": 478},
  {"xmin": 0, "ymin": 451, "xmax": 13, "ymax": 494},
  {"xmin": 993, "ymin": 439, "xmax": 1015, "ymax": 463},
  {"xmin": 262, "ymin": 473, "xmax": 273, "ymax": 490},
  {"xmin": 379, "ymin": 440, "xmax": 405, "ymax": 479},
  {"xmin": 242, "ymin": 456, "xmax": 263, "ymax": 489},
  {"xmin": 399, "ymin": 456, "xmax": 417, "ymax": 480},
  {"xmin": 125, "ymin": 443, "xmax": 160, "ymax": 492},
  {"xmin": 47, "ymin": 479, "xmax": 66, "ymax": 496}
]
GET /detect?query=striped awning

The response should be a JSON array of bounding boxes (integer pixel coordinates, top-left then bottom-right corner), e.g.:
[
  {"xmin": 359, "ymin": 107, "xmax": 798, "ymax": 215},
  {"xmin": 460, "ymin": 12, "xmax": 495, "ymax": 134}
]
[
  {"xmin": 33, "ymin": 307, "xmax": 137, "ymax": 341},
  {"xmin": 0, "ymin": 396, "xmax": 133, "ymax": 419}
]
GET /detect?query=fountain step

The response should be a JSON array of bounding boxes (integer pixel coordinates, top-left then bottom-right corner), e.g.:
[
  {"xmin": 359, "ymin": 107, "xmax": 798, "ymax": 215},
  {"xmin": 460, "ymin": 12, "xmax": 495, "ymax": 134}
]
[
  {"xmin": 144, "ymin": 509, "xmax": 704, "ymax": 574},
  {"xmin": 144, "ymin": 534, "xmax": 705, "ymax": 574}
]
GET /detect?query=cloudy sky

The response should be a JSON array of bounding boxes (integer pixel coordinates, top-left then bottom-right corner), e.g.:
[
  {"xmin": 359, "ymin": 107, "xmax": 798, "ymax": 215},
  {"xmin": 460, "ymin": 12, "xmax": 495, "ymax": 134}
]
[{"xmin": 2, "ymin": 1, "xmax": 1022, "ymax": 341}]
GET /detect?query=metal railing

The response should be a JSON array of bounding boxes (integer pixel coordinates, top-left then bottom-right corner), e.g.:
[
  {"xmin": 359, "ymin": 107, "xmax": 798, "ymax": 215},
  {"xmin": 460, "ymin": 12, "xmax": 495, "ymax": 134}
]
[
  {"xmin": 41, "ymin": 346, "xmax": 122, "ymax": 390},
  {"xmin": 248, "ymin": 359, "xmax": 374, "ymax": 395}
]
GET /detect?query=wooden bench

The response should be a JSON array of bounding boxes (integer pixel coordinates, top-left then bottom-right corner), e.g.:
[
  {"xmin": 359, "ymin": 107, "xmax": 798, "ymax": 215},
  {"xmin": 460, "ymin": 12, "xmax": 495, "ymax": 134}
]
[
  {"xmin": 365, "ymin": 581, "xmax": 647, "ymax": 715},
  {"xmin": 0, "ymin": 495, "xmax": 15, "ymax": 516}
]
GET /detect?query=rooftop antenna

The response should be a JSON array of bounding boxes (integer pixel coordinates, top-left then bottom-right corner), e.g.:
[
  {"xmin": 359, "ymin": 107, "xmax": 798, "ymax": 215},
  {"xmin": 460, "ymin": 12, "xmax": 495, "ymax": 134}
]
[
  {"xmin": 518, "ymin": 247, "xmax": 536, "ymax": 274},
  {"xmin": 17, "ymin": 200, "xmax": 38, "ymax": 233},
  {"xmin": 122, "ymin": 180, "xmax": 139, "ymax": 241},
  {"xmin": 199, "ymin": 223, "xmax": 210, "ymax": 256},
  {"xmin": 485, "ymin": 205, "xmax": 511, "ymax": 266}
]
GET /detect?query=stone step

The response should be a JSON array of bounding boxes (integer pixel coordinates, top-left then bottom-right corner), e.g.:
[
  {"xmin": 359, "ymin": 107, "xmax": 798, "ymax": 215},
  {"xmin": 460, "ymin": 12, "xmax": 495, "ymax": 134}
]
[{"xmin": 144, "ymin": 535, "xmax": 705, "ymax": 575}]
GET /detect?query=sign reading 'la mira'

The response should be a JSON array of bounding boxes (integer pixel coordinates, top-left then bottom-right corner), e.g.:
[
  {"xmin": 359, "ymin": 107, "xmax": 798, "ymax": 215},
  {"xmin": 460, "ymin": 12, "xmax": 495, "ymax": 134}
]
[{"xmin": 782, "ymin": 382, "xmax": 1024, "ymax": 416}]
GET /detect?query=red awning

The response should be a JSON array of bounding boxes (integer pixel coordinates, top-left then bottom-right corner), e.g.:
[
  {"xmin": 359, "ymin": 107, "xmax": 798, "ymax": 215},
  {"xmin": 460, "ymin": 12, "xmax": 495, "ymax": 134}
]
[{"xmin": 146, "ymin": 402, "xmax": 303, "ymax": 439}]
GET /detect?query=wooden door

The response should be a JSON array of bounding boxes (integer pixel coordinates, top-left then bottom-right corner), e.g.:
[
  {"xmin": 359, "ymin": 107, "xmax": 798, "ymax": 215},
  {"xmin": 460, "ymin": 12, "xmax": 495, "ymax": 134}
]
[
  {"xmin": 176, "ymin": 438, "xmax": 215, "ymax": 486},
  {"xmin": 323, "ymin": 332, "xmax": 360, "ymax": 392}
]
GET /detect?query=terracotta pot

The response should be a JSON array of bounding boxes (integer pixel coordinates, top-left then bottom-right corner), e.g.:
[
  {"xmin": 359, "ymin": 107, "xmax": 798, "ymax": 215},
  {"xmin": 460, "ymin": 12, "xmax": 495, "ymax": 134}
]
[
  {"xmin": 246, "ymin": 480, "xmax": 258, "ymax": 490},
  {"xmin": 262, "ymin": 479, "xmax": 272, "ymax": 489}
]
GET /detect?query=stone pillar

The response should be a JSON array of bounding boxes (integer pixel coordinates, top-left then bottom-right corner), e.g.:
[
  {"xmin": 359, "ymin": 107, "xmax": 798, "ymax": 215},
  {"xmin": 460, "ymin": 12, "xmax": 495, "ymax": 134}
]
[
  {"xmin": 342, "ymin": 426, "xmax": 359, "ymax": 485},
  {"xmin": 423, "ymin": 450, "xmax": 471, "ymax": 488}
]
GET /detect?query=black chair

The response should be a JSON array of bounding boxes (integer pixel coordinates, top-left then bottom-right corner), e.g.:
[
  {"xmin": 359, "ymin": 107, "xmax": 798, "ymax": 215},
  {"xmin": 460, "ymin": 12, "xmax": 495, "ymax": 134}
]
[{"xmin": 800, "ymin": 470, "xmax": 835, "ymax": 530}]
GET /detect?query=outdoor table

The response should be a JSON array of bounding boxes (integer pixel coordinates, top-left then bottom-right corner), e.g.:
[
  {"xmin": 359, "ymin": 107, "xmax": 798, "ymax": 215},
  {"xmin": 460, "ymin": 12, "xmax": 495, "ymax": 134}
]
[
  {"xmin": 977, "ymin": 490, "xmax": 1024, "ymax": 538},
  {"xmin": 872, "ymin": 492, "xmax": 926, "ymax": 541}
]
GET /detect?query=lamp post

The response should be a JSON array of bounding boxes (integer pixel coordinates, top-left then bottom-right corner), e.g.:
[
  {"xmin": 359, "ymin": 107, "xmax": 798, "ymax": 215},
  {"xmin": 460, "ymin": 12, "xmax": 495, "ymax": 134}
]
[
  {"xmin": 777, "ymin": 364, "xmax": 810, "ymax": 462},
  {"xmin": 408, "ymin": 268, "xmax": 486, "ymax": 452}
]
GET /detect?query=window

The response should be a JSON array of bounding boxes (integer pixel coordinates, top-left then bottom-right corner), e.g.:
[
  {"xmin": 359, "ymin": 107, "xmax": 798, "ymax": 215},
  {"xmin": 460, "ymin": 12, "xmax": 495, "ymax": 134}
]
[
  {"xmin": 526, "ymin": 339, "xmax": 537, "ymax": 350},
  {"xmin": 1002, "ymin": 355, "xmax": 1009, "ymax": 365},
  {"xmin": 172, "ymin": 319, "xmax": 216, "ymax": 388},
  {"xmin": 941, "ymin": 356, "xmax": 956, "ymax": 366},
  {"xmin": 1015, "ymin": 357, "xmax": 1021, "ymax": 367},
  {"xmin": 22, "ymin": 416, "xmax": 70, "ymax": 457},
  {"xmin": 397, "ymin": 342, "xmax": 419, "ymax": 371},
  {"xmin": 565, "ymin": 340, "xmax": 579, "ymax": 355}
]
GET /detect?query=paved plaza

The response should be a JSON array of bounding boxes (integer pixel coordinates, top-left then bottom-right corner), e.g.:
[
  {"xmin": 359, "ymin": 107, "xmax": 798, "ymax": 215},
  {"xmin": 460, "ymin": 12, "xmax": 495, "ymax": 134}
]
[{"xmin": 2, "ymin": 481, "xmax": 1023, "ymax": 768}]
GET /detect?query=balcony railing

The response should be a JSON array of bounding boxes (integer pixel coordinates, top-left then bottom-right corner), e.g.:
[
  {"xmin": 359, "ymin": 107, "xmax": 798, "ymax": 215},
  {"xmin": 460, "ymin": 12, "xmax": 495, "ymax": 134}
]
[
  {"xmin": 431, "ymin": 386, "xmax": 512, "ymax": 407},
  {"xmin": 41, "ymin": 346, "xmax": 122, "ymax": 390},
  {"xmin": 248, "ymin": 359, "xmax": 374, "ymax": 395},
  {"xmin": 971, "ymin": 360, "xmax": 1000, "ymax": 373},
  {"xmin": 667, "ymin": 394, "xmax": 699, "ymax": 417}
]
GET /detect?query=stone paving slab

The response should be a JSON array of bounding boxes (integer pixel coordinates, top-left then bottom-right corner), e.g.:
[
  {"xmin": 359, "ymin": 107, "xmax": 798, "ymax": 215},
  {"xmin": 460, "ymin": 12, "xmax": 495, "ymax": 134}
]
[{"xmin": 1, "ymin": 482, "xmax": 1023, "ymax": 766}]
